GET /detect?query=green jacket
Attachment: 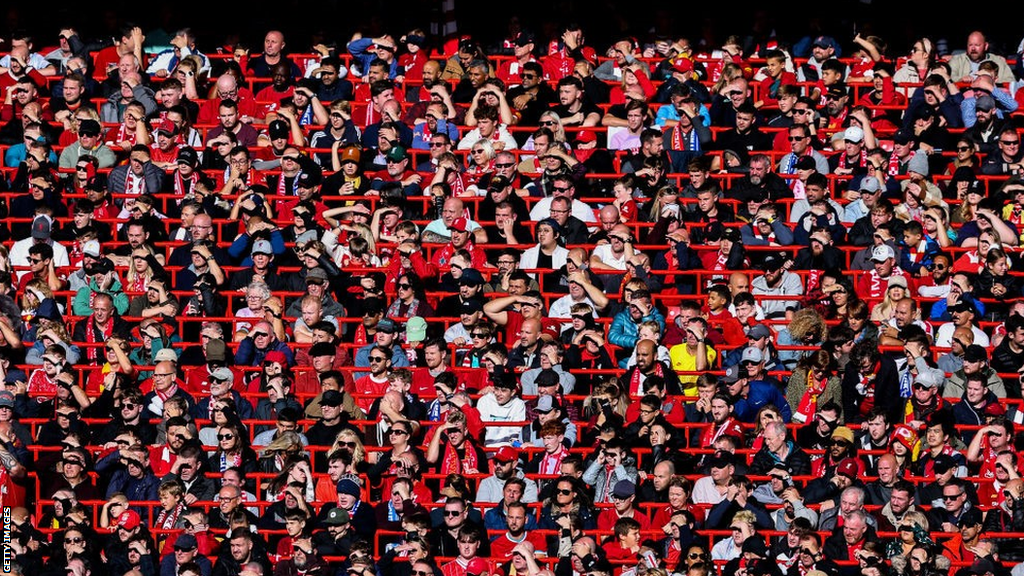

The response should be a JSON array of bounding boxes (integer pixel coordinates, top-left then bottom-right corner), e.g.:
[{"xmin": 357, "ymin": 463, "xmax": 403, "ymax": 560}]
[{"xmin": 72, "ymin": 276, "xmax": 129, "ymax": 317}]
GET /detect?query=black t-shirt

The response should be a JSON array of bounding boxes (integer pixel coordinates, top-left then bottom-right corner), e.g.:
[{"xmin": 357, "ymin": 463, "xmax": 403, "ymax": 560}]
[{"xmin": 550, "ymin": 100, "xmax": 603, "ymax": 127}]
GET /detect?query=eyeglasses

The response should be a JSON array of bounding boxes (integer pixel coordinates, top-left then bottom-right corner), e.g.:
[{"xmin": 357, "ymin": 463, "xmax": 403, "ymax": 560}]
[
  {"xmin": 217, "ymin": 433, "xmax": 235, "ymax": 440},
  {"xmin": 154, "ymin": 372, "xmax": 175, "ymax": 378},
  {"xmin": 369, "ymin": 356, "xmax": 387, "ymax": 363}
]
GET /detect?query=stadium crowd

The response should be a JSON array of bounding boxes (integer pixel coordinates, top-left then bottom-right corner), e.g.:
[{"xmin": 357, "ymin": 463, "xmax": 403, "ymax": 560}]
[{"xmin": 0, "ymin": 14, "xmax": 1023, "ymax": 576}]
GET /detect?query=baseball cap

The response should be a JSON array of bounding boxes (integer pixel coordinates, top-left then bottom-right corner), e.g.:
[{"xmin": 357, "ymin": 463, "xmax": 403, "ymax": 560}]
[
  {"xmin": 154, "ymin": 348, "xmax": 178, "ymax": 363},
  {"xmin": 832, "ymin": 426, "xmax": 855, "ymax": 444},
  {"xmin": 795, "ymin": 156, "xmax": 817, "ymax": 171},
  {"xmin": 114, "ymin": 510, "xmax": 141, "ymax": 532},
  {"xmin": 466, "ymin": 558, "xmax": 489, "ymax": 576},
  {"xmin": 964, "ymin": 344, "xmax": 988, "ymax": 363},
  {"xmin": 835, "ymin": 458, "xmax": 859, "ymax": 478},
  {"xmin": 157, "ymin": 119, "xmax": 179, "ymax": 135},
  {"xmin": 958, "ymin": 507, "xmax": 983, "ymax": 528},
  {"xmin": 458, "ymin": 268, "xmax": 485, "ymax": 286},
  {"xmin": 707, "ymin": 450, "xmax": 735, "ymax": 469},
  {"xmin": 78, "ymin": 119, "xmax": 101, "ymax": 136},
  {"xmin": 0, "ymin": 391, "xmax": 14, "ymax": 408},
  {"xmin": 265, "ymin": 350, "xmax": 288, "ymax": 365},
  {"xmin": 720, "ymin": 364, "xmax": 742, "ymax": 384},
  {"xmin": 31, "ymin": 215, "xmax": 51, "ymax": 240},
  {"xmin": 175, "ymin": 533, "xmax": 198, "ymax": 549},
  {"xmin": 893, "ymin": 130, "xmax": 916, "ymax": 145},
  {"xmin": 82, "ymin": 239, "xmax": 101, "ymax": 258},
  {"xmin": 209, "ymin": 367, "xmax": 234, "ymax": 384},
  {"xmin": 406, "ymin": 316, "xmax": 427, "ymax": 342},
  {"xmin": 340, "ymin": 146, "xmax": 361, "ymax": 165},
  {"xmin": 887, "ymin": 275, "xmax": 908, "ymax": 289},
  {"xmin": 870, "ymin": 244, "xmax": 895, "ymax": 262},
  {"xmin": 386, "ymin": 146, "xmax": 409, "ymax": 163},
  {"xmin": 891, "ymin": 424, "xmax": 918, "ymax": 450},
  {"xmin": 813, "ymin": 36, "xmax": 837, "ymax": 49},
  {"xmin": 760, "ymin": 254, "xmax": 784, "ymax": 272},
  {"xmin": 205, "ymin": 339, "xmax": 227, "ymax": 362},
  {"xmin": 933, "ymin": 454, "xmax": 956, "ymax": 474},
  {"xmin": 306, "ymin": 267, "xmax": 329, "ymax": 284},
  {"xmin": 612, "ymin": 480, "xmax": 635, "ymax": 499},
  {"xmin": 741, "ymin": 347, "xmax": 764, "ymax": 364},
  {"xmin": 176, "ymin": 146, "xmax": 199, "ymax": 167},
  {"xmin": 859, "ymin": 177, "xmax": 881, "ymax": 194},
  {"xmin": 297, "ymin": 170, "xmax": 322, "ymax": 188},
  {"xmin": 251, "ymin": 239, "xmax": 273, "ymax": 256},
  {"xmin": 535, "ymin": 394, "xmax": 557, "ymax": 413},
  {"xmin": 309, "ymin": 342, "xmax": 336, "ymax": 358},
  {"xmin": 825, "ymin": 83, "xmax": 848, "ymax": 100},
  {"xmin": 460, "ymin": 299, "xmax": 483, "ymax": 314},
  {"xmin": 493, "ymin": 446, "xmax": 519, "ymax": 463},
  {"xmin": 268, "ymin": 119, "xmax": 290, "ymax": 140},
  {"xmin": 975, "ymin": 94, "xmax": 996, "ymax": 112},
  {"xmin": 514, "ymin": 32, "xmax": 535, "ymax": 47},
  {"xmin": 321, "ymin": 390, "xmax": 344, "ymax": 407},
  {"xmin": 913, "ymin": 366, "xmax": 943, "ymax": 389},
  {"xmin": 450, "ymin": 217, "xmax": 469, "ymax": 232},
  {"xmin": 377, "ymin": 318, "xmax": 397, "ymax": 334},
  {"xmin": 843, "ymin": 126, "xmax": 864, "ymax": 143},
  {"xmin": 949, "ymin": 299, "xmax": 977, "ymax": 315},
  {"xmin": 323, "ymin": 507, "xmax": 350, "ymax": 525},
  {"xmin": 747, "ymin": 324, "xmax": 771, "ymax": 340}
]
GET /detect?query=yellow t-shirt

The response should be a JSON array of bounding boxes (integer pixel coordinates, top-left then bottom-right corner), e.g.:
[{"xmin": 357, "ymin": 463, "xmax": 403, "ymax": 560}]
[{"xmin": 668, "ymin": 343, "xmax": 717, "ymax": 396}]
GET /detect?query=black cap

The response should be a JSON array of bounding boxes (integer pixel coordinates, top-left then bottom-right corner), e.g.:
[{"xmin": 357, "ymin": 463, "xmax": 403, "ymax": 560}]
[
  {"xmin": 825, "ymin": 83, "xmax": 848, "ymax": 99},
  {"xmin": 795, "ymin": 156, "xmax": 817, "ymax": 171},
  {"xmin": 321, "ymin": 390, "xmax": 344, "ymax": 407},
  {"xmin": 268, "ymin": 119, "xmax": 290, "ymax": 140},
  {"xmin": 85, "ymin": 257, "xmax": 114, "ymax": 275},
  {"xmin": 297, "ymin": 170, "xmax": 322, "ymax": 188},
  {"xmin": 933, "ymin": 454, "xmax": 956, "ymax": 474},
  {"xmin": 78, "ymin": 119, "xmax": 101, "ymax": 136},
  {"xmin": 958, "ymin": 507, "xmax": 983, "ymax": 528},
  {"xmin": 514, "ymin": 32, "xmax": 536, "ymax": 47},
  {"xmin": 177, "ymin": 147, "xmax": 199, "ymax": 167},
  {"xmin": 741, "ymin": 537, "xmax": 768, "ymax": 557},
  {"xmin": 964, "ymin": 344, "xmax": 988, "ymax": 363},
  {"xmin": 458, "ymin": 268, "xmax": 485, "ymax": 286},
  {"xmin": 309, "ymin": 342, "xmax": 336, "ymax": 358},
  {"xmin": 761, "ymin": 254, "xmax": 784, "ymax": 272},
  {"xmin": 707, "ymin": 450, "xmax": 735, "ymax": 469}
]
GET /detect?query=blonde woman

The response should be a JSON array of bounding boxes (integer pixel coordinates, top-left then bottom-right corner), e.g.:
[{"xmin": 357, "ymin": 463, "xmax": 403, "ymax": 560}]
[
  {"xmin": 332, "ymin": 428, "xmax": 373, "ymax": 473},
  {"xmin": 870, "ymin": 276, "xmax": 909, "ymax": 323},
  {"xmin": 464, "ymin": 138, "xmax": 495, "ymax": 186}
]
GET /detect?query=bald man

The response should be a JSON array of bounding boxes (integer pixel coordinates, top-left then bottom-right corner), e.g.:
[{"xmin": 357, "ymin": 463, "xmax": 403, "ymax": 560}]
[
  {"xmin": 510, "ymin": 318, "xmax": 544, "ymax": 369},
  {"xmin": 589, "ymin": 205, "xmax": 622, "ymax": 243},
  {"xmin": 198, "ymin": 73, "xmax": 259, "ymax": 124},
  {"xmin": 248, "ymin": 30, "xmax": 301, "ymax": 78}
]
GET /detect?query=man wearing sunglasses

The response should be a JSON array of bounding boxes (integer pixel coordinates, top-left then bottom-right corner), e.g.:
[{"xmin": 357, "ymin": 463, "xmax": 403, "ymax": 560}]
[
  {"xmin": 97, "ymin": 443, "xmax": 160, "ymax": 520},
  {"xmin": 160, "ymin": 533, "xmax": 212, "ymax": 576},
  {"xmin": 235, "ymin": 320, "xmax": 295, "ymax": 368}
]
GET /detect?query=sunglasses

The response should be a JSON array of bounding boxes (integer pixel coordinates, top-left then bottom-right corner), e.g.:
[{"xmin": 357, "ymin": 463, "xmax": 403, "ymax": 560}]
[
  {"xmin": 66, "ymin": 537, "xmax": 85, "ymax": 544},
  {"xmin": 445, "ymin": 510, "xmax": 463, "ymax": 517},
  {"xmin": 557, "ymin": 488, "xmax": 573, "ymax": 496},
  {"xmin": 217, "ymin": 433, "xmax": 235, "ymax": 440},
  {"xmin": 389, "ymin": 429, "xmax": 409, "ymax": 436},
  {"xmin": 174, "ymin": 545, "xmax": 196, "ymax": 552},
  {"xmin": 397, "ymin": 283, "xmax": 412, "ymax": 289},
  {"xmin": 339, "ymin": 441, "xmax": 358, "ymax": 449},
  {"xmin": 429, "ymin": 142, "xmax": 446, "ymax": 147},
  {"xmin": 251, "ymin": 332, "xmax": 268, "ymax": 338},
  {"xmin": 494, "ymin": 162, "xmax": 514, "ymax": 169},
  {"xmin": 369, "ymin": 356, "xmax": 387, "ymax": 363}
]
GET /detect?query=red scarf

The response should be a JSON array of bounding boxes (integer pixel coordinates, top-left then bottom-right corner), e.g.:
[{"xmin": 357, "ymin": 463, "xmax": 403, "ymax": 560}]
[
  {"xmin": 887, "ymin": 151, "xmax": 903, "ymax": 177},
  {"xmin": 629, "ymin": 363, "xmax": 664, "ymax": 396},
  {"xmin": 540, "ymin": 445, "xmax": 569, "ymax": 475},
  {"xmin": 838, "ymin": 148, "xmax": 867, "ymax": 169},
  {"xmin": 85, "ymin": 316, "xmax": 114, "ymax": 364},
  {"xmin": 793, "ymin": 371, "xmax": 828, "ymax": 424},
  {"xmin": 441, "ymin": 439, "xmax": 479, "ymax": 475},
  {"xmin": 173, "ymin": 171, "xmax": 196, "ymax": 199}
]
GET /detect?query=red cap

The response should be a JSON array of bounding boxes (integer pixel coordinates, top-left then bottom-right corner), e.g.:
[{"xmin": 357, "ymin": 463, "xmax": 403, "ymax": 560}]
[
  {"xmin": 672, "ymin": 58, "xmax": 694, "ymax": 74},
  {"xmin": 467, "ymin": 558, "xmax": 489, "ymax": 576},
  {"xmin": 112, "ymin": 509, "xmax": 141, "ymax": 532},
  {"xmin": 265, "ymin": 350, "xmax": 288, "ymax": 365},
  {"xmin": 836, "ymin": 458, "xmax": 859, "ymax": 479},
  {"xmin": 985, "ymin": 402, "xmax": 1007, "ymax": 417},
  {"xmin": 450, "ymin": 218, "xmax": 469, "ymax": 232},
  {"xmin": 493, "ymin": 446, "xmax": 519, "ymax": 462},
  {"xmin": 891, "ymin": 424, "xmax": 918, "ymax": 450},
  {"xmin": 575, "ymin": 130, "xmax": 596, "ymax": 144},
  {"xmin": 157, "ymin": 119, "xmax": 179, "ymax": 135}
]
